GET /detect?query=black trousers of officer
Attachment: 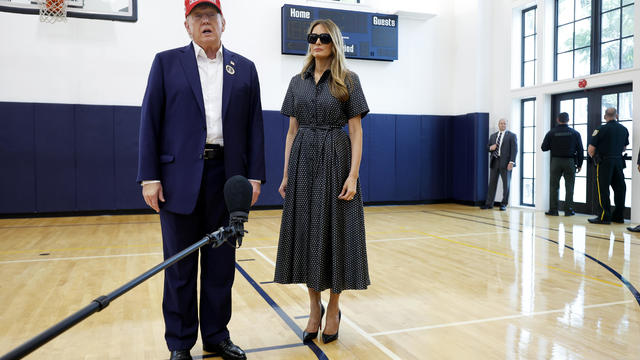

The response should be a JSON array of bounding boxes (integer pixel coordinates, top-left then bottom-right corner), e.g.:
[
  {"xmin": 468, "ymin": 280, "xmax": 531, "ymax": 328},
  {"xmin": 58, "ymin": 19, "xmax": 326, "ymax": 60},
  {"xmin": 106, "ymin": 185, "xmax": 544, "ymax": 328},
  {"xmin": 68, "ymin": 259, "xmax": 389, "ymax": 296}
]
[
  {"xmin": 159, "ymin": 155, "xmax": 236, "ymax": 351},
  {"xmin": 485, "ymin": 157, "xmax": 511, "ymax": 207},
  {"xmin": 595, "ymin": 157, "xmax": 626, "ymax": 221},
  {"xmin": 549, "ymin": 157, "xmax": 576, "ymax": 212}
]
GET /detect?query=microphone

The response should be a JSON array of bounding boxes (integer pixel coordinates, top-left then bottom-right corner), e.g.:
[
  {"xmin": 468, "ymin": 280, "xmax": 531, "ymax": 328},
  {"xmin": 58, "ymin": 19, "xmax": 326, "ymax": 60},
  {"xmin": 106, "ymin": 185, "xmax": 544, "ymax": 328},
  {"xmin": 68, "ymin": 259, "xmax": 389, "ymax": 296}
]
[
  {"xmin": 205, "ymin": 175, "xmax": 253, "ymax": 249},
  {"xmin": 224, "ymin": 175, "xmax": 253, "ymax": 223}
]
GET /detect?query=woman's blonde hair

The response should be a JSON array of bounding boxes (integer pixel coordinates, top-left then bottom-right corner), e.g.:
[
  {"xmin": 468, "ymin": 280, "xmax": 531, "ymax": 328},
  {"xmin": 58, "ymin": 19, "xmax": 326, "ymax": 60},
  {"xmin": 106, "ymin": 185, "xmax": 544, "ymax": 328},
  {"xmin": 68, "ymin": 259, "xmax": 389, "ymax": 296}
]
[{"xmin": 301, "ymin": 19, "xmax": 352, "ymax": 102}]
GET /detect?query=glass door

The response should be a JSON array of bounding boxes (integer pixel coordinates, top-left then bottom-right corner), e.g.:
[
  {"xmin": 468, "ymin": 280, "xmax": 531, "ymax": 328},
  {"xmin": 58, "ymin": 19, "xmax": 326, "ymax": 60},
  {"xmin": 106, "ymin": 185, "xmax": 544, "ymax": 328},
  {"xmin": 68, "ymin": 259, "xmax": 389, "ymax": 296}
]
[
  {"xmin": 551, "ymin": 83, "xmax": 632, "ymax": 218},
  {"xmin": 554, "ymin": 94, "xmax": 590, "ymax": 213}
]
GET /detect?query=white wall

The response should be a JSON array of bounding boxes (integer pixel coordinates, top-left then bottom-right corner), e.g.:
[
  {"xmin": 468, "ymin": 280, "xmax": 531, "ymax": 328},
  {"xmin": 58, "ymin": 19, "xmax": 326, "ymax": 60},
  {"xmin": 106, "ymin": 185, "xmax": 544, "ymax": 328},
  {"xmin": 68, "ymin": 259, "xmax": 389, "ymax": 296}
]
[{"xmin": 0, "ymin": 0, "xmax": 457, "ymax": 115}]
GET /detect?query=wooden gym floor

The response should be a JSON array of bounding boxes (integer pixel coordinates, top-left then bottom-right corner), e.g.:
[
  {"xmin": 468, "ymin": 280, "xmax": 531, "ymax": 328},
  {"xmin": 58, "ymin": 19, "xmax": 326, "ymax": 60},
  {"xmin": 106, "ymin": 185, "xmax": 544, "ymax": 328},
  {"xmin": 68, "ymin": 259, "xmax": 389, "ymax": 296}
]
[{"xmin": 0, "ymin": 204, "xmax": 638, "ymax": 359}]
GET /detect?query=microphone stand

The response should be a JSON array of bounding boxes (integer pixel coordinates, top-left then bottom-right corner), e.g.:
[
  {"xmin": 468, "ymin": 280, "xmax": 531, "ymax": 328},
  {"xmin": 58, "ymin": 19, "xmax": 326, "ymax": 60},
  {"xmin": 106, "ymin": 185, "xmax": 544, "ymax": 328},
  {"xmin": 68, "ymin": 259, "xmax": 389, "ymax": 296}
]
[{"xmin": 0, "ymin": 220, "xmax": 247, "ymax": 360}]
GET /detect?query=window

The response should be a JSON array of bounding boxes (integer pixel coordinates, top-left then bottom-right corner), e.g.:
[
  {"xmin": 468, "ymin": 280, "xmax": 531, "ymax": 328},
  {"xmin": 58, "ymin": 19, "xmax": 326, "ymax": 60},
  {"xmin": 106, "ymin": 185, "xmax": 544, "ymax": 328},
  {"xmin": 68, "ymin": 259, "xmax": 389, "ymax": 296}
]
[
  {"xmin": 600, "ymin": 0, "xmax": 635, "ymax": 72},
  {"xmin": 555, "ymin": 0, "xmax": 592, "ymax": 80},
  {"xmin": 522, "ymin": 6, "xmax": 537, "ymax": 87},
  {"xmin": 521, "ymin": 98, "xmax": 536, "ymax": 206},
  {"xmin": 555, "ymin": 0, "xmax": 634, "ymax": 80}
]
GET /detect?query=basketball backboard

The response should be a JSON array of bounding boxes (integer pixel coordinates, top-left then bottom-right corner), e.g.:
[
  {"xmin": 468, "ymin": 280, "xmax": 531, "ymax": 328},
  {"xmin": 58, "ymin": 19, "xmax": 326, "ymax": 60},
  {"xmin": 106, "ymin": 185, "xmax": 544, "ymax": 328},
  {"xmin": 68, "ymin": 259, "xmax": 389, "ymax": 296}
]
[{"xmin": 0, "ymin": 0, "xmax": 137, "ymax": 22}]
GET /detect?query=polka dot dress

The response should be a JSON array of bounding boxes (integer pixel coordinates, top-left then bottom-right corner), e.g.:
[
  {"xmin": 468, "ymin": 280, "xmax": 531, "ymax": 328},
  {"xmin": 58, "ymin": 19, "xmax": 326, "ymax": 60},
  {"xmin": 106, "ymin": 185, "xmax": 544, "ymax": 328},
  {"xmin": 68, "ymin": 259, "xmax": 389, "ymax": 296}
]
[{"xmin": 274, "ymin": 65, "xmax": 371, "ymax": 293}]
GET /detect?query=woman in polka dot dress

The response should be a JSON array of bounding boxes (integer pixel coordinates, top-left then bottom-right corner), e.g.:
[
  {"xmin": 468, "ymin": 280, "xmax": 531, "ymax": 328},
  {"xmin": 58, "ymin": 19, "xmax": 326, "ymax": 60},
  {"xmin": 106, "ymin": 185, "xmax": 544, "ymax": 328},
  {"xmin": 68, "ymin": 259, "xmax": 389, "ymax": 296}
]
[{"xmin": 274, "ymin": 19, "xmax": 370, "ymax": 344}]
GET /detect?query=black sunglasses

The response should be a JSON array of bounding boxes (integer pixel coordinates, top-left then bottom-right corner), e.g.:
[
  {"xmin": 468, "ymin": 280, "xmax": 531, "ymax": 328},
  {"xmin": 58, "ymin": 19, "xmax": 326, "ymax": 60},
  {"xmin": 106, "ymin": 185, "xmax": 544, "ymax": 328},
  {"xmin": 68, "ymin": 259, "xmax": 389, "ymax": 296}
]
[{"xmin": 307, "ymin": 33, "xmax": 332, "ymax": 44}]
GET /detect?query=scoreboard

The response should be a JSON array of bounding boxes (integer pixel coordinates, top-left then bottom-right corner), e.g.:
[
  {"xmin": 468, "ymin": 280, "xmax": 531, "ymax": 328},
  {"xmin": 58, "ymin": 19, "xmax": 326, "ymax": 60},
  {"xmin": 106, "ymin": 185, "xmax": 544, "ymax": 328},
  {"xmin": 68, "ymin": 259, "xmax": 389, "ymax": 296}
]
[{"xmin": 281, "ymin": 4, "xmax": 399, "ymax": 61}]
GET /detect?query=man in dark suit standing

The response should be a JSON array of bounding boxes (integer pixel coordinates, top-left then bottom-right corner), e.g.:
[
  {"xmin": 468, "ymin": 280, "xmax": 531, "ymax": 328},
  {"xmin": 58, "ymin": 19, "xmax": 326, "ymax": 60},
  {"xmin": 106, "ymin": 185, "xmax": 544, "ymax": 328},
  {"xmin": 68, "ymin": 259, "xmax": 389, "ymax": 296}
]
[
  {"xmin": 137, "ymin": 1, "xmax": 265, "ymax": 359},
  {"xmin": 481, "ymin": 118, "xmax": 517, "ymax": 211}
]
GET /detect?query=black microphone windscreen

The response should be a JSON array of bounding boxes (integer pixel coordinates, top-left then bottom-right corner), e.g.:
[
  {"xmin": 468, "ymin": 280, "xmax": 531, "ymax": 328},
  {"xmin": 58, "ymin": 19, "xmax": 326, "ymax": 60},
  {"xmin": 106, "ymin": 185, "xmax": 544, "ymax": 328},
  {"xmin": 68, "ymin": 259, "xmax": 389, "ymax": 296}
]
[{"xmin": 224, "ymin": 175, "xmax": 253, "ymax": 215}]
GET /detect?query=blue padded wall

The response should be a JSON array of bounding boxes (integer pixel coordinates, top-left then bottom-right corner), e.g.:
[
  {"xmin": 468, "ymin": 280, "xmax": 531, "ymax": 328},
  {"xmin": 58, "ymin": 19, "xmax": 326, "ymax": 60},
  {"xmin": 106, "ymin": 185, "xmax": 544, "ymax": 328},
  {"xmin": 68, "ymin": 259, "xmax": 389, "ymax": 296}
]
[
  {"xmin": 75, "ymin": 105, "xmax": 116, "ymax": 211},
  {"xmin": 255, "ymin": 111, "xmax": 287, "ymax": 207},
  {"xmin": 420, "ymin": 115, "xmax": 450, "ymax": 200},
  {"xmin": 0, "ymin": 102, "xmax": 146, "ymax": 214},
  {"xmin": 35, "ymin": 104, "xmax": 76, "ymax": 212},
  {"xmin": 0, "ymin": 102, "xmax": 488, "ymax": 214},
  {"xmin": 450, "ymin": 113, "xmax": 489, "ymax": 202},
  {"xmin": 367, "ymin": 114, "xmax": 396, "ymax": 202},
  {"xmin": 114, "ymin": 107, "xmax": 146, "ymax": 210},
  {"xmin": 395, "ymin": 115, "xmax": 421, "ymax": 201},
  {"xmin": 0, "ymin": 103, "xmax": 36, "ymax": 213}
]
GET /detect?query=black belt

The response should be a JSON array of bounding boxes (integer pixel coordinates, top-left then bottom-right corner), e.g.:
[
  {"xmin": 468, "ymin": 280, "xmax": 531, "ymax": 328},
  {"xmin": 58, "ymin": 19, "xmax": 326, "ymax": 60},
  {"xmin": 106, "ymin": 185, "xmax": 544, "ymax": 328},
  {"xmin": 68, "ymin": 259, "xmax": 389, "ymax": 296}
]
[
  {"xmin": 299, "ymin": 124, "xmax": 344, "ymax": 130},
  {"xmin": 203, "ymin": 144, "xmax": 223, "ymax": 160}
]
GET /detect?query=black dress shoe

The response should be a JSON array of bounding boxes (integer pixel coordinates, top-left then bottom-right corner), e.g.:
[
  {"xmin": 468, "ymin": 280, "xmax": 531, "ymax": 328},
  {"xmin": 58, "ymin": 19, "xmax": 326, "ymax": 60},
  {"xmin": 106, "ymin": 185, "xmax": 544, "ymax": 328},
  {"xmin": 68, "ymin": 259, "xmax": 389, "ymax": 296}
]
[
  {"xmin": 612, "ymin": 218, "xmax": 625, "ymax": 224},
  {"xmin": 627, "ymin": 225, "xmax": 640, "ymax": 232},
  {"xmin": 203, "ymin": 338, "xmax": 246, "ymax": 360},
  {"xmin": 499, "ymin": 205, "xmax": 507, "ymax": 211},
  {"xmin": 169, "ymin": 350, "xmax": 192, "ymax": 360},
  {"xmin": 480, "ymin": 205, "xmax": 492, "ymax": 209},
  {"xmin": 565, "ymin": 210, "xmax": 575, "ymax": 216},
  {"xmin": 322, "ymin": 310, "xmax": 341, "ymax": 344},
  {"xmin": 545, "ymin": 210, "xmax": 559, "ymax": 216},
  {"xmin": 588, "ymin": 217, "xmax": 610, "ymax": 224},
  {"xmin": 302, "ymin": 303, "xmax": 325, "ymax": 342}
]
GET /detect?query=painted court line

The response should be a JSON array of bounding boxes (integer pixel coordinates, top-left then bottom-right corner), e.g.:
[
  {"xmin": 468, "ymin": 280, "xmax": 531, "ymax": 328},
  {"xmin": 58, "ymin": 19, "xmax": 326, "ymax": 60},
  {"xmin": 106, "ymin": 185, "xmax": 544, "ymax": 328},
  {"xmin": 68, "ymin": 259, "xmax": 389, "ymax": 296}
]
[
  {"xmin": 0, "ymin": 230, "xmax": 509, "ymax": 261},
  {"xmin": 0, "ymin": 233, "xmax": 507, "ymax": 264},
  {"xmin": 252, "ymin": 248, "xmax": 402, "ymax": 360},
  {"xmin": 0, "ymin": 252, "xmax": 163, "ymax": 264},
  {"xmin": 370, "ymin": 299, "xmax": 634, "ymax": 337}
]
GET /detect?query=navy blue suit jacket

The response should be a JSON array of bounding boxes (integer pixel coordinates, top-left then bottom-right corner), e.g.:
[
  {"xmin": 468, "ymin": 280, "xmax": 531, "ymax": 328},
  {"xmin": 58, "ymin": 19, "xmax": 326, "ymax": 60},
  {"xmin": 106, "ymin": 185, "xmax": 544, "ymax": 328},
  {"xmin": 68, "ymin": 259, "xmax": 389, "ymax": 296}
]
[{"xmin": 137, "ymin": 43, "xmax": 266, "ymax": 214}]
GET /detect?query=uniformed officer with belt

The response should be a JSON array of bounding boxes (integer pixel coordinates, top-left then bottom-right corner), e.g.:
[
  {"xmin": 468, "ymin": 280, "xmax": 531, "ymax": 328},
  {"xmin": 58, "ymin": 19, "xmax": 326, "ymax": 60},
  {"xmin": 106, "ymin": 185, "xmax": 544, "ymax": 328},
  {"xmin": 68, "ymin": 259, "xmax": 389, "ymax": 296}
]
[
  {"xmin": 628, "ymin": 148, "xmax": 640, "ymax": 232},
  {"xmin": 541, "ymin": 112, "xmax": 584, "ymax": 216},
  {"xmin": 587, "ymin": 107, "xmax": 629, "ymax": 224}
]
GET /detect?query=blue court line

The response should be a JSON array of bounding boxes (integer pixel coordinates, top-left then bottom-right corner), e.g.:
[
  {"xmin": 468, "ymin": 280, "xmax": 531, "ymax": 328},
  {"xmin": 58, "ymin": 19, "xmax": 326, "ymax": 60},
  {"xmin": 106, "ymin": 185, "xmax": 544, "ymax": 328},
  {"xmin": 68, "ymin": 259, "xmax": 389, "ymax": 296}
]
[
  {"xmin": 431, "ymin": 211, "xmax": 640, "ymax": 307},
  {"xmin": 295, "ymin": 315, "xmax": 310, "ymax": 319},
  {"xmin": 197, "ymin": 343, "xmax": 306, "ymax": 359},
  {"xmin": 235, "ymin": 263, "xmax": 329, "ymax": 360}
]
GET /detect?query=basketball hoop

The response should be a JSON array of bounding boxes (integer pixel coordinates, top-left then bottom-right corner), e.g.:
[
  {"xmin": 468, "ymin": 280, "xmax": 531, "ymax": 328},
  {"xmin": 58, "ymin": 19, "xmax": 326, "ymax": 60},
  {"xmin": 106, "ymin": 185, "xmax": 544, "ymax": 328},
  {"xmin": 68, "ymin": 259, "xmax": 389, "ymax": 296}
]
[{"xmin": 39, "ymin": 0, "xmax": 67, "ymax": 23}]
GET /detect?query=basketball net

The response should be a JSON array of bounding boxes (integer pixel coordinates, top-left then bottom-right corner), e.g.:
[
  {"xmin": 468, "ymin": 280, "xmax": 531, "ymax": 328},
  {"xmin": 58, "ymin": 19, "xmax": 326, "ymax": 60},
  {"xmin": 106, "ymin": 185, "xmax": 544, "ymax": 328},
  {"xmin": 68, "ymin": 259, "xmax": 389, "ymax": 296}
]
[{"xmin": 39, "ymin": 0, "xmax": 67, "ymax": 23}]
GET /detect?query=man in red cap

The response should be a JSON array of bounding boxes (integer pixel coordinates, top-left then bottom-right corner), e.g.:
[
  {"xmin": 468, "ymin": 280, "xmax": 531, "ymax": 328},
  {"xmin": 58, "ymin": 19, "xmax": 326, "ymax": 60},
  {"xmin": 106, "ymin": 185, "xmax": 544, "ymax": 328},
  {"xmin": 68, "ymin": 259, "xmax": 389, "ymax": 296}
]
[{"xmin": 138, "ymin": 1, "xmax": 265, "ymax": 359}]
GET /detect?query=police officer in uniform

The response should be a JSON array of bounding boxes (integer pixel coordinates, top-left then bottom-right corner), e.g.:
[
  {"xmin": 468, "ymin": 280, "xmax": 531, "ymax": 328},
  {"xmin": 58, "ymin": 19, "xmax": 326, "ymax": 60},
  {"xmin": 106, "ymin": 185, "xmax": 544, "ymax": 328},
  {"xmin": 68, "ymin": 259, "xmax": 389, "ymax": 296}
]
[
  {"xmin": 587, "ymin": 107, "xmax": 629, "ymax": 224},
  {"xmin": 541, "ymin": 112, "xmax": 584, "ymax": 216},
  {"xmin": 628, "ymin": 148, "xmax": 640, "ymax": 232}
]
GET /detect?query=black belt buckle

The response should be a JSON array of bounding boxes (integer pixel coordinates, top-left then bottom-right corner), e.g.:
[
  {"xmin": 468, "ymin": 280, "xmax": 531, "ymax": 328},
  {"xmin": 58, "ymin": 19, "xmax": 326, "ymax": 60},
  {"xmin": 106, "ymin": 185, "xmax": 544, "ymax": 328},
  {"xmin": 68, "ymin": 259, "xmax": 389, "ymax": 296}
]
[{"xmin": 203, "ymin": 145, "xmax": 223, "ymax": 160}]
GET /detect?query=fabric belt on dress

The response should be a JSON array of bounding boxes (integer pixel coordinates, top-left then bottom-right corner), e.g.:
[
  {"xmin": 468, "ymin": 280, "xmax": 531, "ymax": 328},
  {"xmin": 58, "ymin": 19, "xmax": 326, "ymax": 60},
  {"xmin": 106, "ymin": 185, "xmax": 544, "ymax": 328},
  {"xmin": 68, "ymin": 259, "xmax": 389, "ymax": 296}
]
[
  {"xmin": 299, "ymin": 124, "xmax": 344, "ymax": 130},
  {"xmin": 203, "ymin": 144, "xmax": 223, "ymax": 160}
]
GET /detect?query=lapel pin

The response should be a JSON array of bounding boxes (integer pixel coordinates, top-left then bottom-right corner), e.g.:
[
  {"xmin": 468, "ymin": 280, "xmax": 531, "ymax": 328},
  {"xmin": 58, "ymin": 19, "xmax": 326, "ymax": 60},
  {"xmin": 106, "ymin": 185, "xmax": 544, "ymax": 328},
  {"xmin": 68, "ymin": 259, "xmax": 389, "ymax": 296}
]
[{"xmin": 226, "ymin": 64, "xmax": 235, "ymax": 75}]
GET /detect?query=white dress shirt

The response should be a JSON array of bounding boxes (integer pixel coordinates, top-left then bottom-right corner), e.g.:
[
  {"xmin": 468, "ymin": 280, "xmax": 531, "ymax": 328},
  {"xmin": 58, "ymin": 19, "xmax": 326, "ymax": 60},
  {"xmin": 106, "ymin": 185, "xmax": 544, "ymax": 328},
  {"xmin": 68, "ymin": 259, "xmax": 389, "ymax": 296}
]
[{"xmin": 194, "ymin": 41, "xmax": 224, "ymax": 146}]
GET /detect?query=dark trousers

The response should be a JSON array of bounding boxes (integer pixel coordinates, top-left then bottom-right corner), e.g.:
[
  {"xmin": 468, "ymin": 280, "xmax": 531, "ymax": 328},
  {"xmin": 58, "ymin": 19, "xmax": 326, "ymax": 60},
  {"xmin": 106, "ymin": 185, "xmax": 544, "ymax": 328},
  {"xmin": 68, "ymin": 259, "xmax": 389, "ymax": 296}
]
[
  {"xmin": 549, "ymin": 157, "xmax": 576, "ymax": 212},
  {"xmin": 595, "ymin": 158, "xmax": 626, "ymax": 221},
  {"xmin": 485, "ymin": 158, "xmax": 512, "ymax": 206},
  {"xmin": 159, "ymin": 157, "xmax": 235, "ymax": 351}
]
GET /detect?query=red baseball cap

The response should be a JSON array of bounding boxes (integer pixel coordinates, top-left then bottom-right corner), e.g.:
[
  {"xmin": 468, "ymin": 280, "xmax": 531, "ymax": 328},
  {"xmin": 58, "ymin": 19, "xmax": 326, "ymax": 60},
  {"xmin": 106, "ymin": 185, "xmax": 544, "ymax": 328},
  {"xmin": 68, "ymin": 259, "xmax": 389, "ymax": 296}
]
[{"xmin": 185, "ymin": 0, "xmax": 222, "ymax": 17}]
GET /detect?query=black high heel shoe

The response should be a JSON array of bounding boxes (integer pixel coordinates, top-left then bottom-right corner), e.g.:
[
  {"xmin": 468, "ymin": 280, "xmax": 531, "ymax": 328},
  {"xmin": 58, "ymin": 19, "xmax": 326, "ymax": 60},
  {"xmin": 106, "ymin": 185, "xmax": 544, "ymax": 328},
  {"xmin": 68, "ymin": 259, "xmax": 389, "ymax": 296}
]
[
  {"xmin": 321, "ymin": 310, "xmax": 341, "ymax": 344},
  {"xmin": 302, "ymin": 303, "xmax": 325, "ymax": 342}
]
